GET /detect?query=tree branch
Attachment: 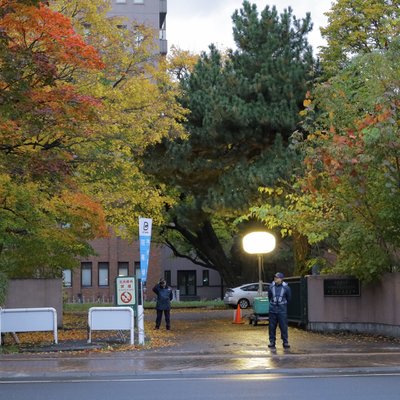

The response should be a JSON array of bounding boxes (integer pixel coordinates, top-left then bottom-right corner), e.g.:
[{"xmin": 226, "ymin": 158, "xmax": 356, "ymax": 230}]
[{"xmin": 164, "ymin": 238, "xmax": 210, "ymax": 268}]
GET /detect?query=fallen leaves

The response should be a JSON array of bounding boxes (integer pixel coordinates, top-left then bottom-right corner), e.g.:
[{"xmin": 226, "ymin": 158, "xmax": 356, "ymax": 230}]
[{"xmin": 0, "ymin": 311, "xmax": 174, "ymax": 353}]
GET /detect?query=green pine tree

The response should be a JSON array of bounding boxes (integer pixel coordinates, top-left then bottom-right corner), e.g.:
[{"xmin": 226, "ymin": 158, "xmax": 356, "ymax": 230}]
[{"xmin": 144, "ymin": 2, "xmax": 314, "ymax": 285}]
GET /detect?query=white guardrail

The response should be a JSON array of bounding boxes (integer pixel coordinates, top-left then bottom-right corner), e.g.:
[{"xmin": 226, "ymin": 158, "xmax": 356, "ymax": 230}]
[
  {"xmin": 0, "ymin": 307, "xmax": 58, "ymax": 345},
  {"xmin": 88, "ymin": 307, "xmax": 134, "ymax": 345}
]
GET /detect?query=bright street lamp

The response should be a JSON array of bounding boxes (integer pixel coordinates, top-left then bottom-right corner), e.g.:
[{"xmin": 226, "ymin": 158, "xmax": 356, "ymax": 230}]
[{"xmin": 242, "ymin": 231, "xmax": 276, "ymax": 295}]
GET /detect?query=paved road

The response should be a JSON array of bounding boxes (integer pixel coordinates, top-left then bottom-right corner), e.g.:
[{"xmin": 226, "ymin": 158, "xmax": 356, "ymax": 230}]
[
  {"xmin": 1, "ymin": 309, "xmax": 400, "ymax": 380},
  {"xmin": 2, "ymin": 373, "xmax": 400, "ymax": 400}
]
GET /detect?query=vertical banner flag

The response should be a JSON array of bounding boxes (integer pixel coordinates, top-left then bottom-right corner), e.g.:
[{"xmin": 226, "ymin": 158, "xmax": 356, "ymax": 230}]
[{"xmin": 139, "ymin": 218, "xmax": 152, "ymax": 285}]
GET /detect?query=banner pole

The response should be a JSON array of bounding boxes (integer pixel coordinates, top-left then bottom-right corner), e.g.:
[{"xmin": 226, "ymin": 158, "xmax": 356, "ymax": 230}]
[
  {"xmin": 138, "ymin": 217, "xmax": 152, "ymax": 346},
  {"xmin": 137, "ymin": 277, "xmax": 145, "ymax": 345}
]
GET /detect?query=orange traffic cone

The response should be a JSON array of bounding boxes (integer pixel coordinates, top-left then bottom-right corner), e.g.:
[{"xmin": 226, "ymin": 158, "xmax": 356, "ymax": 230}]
[{"xmin": 232, "ymin": 303, "xmax": 245, "ymax": 324}]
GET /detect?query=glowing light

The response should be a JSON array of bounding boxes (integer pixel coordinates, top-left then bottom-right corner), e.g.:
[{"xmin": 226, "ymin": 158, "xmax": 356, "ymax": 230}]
[{"xmin": 242, "ymin": 232, "xmax": 276, "ymax": 254}]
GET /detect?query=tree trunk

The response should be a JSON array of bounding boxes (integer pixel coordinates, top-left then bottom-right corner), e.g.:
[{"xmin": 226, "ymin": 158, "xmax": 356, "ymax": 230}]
[
  {"xmin": 292, "ymin": 231, "xmax": 311, "ymax": 276},
  {"xmin": 167, "ymin": 218, "xmax": 242, "ymax": 287}
]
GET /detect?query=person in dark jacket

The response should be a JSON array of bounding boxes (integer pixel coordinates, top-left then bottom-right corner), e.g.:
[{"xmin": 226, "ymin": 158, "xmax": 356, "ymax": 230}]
[
  {"xmin": 268, "ymin": 272, "xmax": 291, "ymax": 349},
  {"xmin": 152, "ymin": 278, "xmax": 173, "ymax": 330}
]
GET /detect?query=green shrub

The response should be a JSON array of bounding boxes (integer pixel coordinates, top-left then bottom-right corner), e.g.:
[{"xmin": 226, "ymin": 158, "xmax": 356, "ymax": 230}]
[{"xmin": 0, "ymin": 272, "xmax": 8, "ymax": 306}]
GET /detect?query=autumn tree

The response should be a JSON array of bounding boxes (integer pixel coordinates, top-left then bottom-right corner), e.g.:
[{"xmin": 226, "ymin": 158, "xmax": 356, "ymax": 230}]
[
  {"xmin": 51, "ymin": 0, "xmax": 187, "ymax": 234},
  {"xmin": 319, "ymin": 0, "xmax": 400, "ymax": 76},
  {"xmin": 301, "ymin": 40, "xmax": 400, "ymax": 281},
  {"xmin": 0, "ymin": 0, "xmax": 107, "ymax": 277},
  {"xmin": 249, "ymin": 0, "xmax": 400, "ymax": 280},
  {"xmin": 143, "ymin": 2, "xmax": 314, "ymax": 285},
  {"xmin": 0, "ymin": 0, "xmax": 187, "ymax": 282},
  {"xmin": 252, "ymin": 39, "xmax": 400, "ymax": 282},
  {"xmin": 166, "ymin": 45, "xmax": 199, "ymax": 81}
]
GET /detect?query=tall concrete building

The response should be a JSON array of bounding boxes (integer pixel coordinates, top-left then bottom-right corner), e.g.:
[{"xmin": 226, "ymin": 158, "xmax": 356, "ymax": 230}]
[{"xmin": 108, "ymin": 0, "xmax": 167, "ymax": 55}]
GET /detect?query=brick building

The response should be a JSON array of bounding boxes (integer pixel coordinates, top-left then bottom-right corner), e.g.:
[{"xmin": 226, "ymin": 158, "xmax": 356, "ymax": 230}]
[
  {"xmin": 63, "ymin": 236, "xmax": 224, "ymax": 303},
  {"xmin": 63, "ymin": 235, "xmax": 163, "ymax": 303}
]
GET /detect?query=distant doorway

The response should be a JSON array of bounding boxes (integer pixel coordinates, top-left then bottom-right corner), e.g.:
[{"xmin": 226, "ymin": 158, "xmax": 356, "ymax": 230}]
[{"xmin": 177, "ymin": 270, "xmax": 197, "ymax": 298}]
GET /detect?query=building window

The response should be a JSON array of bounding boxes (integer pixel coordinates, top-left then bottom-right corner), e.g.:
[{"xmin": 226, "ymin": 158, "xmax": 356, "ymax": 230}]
[
  {"xmin": 134, "ymin": 261, "xmax": 140, "ymax": 277},
  {"xmin": 118, "ymin": 262, "xmax": 129, "ymax": 277},
  {"xmin": 202, "ymin": 270, "xmax": 209, "ymax": 286},
  {"xmin": 133, "ymin": 0, "xmax": 144, "ymax": 4},
  {"xmin": 98, "ymin": 262, "xmax": 109, "ymax": 287},
  {"xmin": 63, "ymin": 269, "xmax": 72, "ymax": 287},
  {"xmin": 164, "ymin": 270, "xmax": 171, "ymax": 286},
  {"xmin": 116, "ymin": 0, "xmax": 126, "ymax": 4},
  {"xmin": 81, "ymin": 262, "xmax": 92, "ymax": 287}
]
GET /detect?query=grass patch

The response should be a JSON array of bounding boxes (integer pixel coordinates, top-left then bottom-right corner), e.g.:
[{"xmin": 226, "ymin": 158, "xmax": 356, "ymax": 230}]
[
  {"xmin": 64, "ymin": 299, "xmax": 227, "ymax": 312},
  {"xmin": 63, "ymin": 303, "xmax": 114, "ymax": 312}
]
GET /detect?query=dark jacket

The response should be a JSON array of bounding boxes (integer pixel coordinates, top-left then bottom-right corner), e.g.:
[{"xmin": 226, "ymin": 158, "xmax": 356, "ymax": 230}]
[
  {"xmin": 268, "ymin": 281, "xmax": 291, "ymax": 313},
  {"xmin": 152, "ymin": 284, "xmax": 173, "ymax": 310}
]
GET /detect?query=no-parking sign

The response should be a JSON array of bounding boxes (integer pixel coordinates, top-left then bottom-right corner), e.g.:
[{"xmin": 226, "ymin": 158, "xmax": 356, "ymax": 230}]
[{"xmin": 116, "ymin": 276, "xmax": 136, "ymax": 306}]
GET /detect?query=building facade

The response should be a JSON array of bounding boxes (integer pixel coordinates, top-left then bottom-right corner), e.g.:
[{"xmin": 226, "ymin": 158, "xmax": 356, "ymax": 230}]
[
  {"xmin": 63, "ymin": 235, "xmax": 162, "ymax": 303},
  {"xmin": 108, "ymin": 0, "xmax": 167, "ymax": 55},
  {"xmin": 63, "ymin": 237, "xmax": 223, "ymax": 303},
  {"xmin": 160, "ymin": 247, "xmax": 225, "ymax": 301}
]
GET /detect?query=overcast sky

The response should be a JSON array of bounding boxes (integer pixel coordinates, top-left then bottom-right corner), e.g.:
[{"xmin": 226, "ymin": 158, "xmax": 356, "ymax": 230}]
[{"xmin": 167, "ymin": 0, "xmax": 333, "ymax": 56}]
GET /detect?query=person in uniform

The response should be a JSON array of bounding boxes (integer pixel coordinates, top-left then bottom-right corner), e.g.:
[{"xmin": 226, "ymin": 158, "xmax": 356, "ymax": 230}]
[
  {"xmin": 268, "ymin": 272, "xmax": 291, "ymax": 349},
  {"xmin": 152, "ymin": 278, "xmax": 173, "ymax": 330}
]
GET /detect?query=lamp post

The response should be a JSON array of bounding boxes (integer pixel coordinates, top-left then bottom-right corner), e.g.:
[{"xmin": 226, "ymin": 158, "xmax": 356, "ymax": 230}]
[{"xmin": 242, "ymin": 231, "xmax": 276, "ymax": 296}]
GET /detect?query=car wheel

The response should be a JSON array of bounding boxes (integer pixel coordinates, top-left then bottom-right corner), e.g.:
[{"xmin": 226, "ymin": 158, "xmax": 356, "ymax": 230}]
[{"xmin": 238, "ymin": 298, "xmax": 250, "ymax": 309}]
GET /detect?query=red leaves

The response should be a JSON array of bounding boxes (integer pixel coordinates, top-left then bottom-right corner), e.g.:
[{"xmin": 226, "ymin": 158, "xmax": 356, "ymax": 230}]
[
  {"xmin": 303, "ymin": 101, "xmax": 396, "ymax": 194},
  {"xmin": 28, "ymin": 84, "xmax": 102, "ymax": 123},
  {"xmin": 0, "ymin": 1, "xmax": 104, "ymax": 72},
  {"xmin": 0, "ymin": 1, "xmax": 103, "ymax": 156}
]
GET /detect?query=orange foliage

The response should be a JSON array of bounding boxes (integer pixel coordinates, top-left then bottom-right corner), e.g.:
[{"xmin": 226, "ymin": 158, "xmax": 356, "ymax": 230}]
[
  {"xmin": 303, "ymin": 103, "xmax": 395, "ymax": 193},
  {"xmin": 59, "ymin": 191, "xmax": 109, "ymax": 238},
  {"xmin": 0, "ymin": 1, "xmax": 104, "ymax": 71},
  {"xmin": 0, "ymin": 1, "xmax": 104, "ymax": 160}
]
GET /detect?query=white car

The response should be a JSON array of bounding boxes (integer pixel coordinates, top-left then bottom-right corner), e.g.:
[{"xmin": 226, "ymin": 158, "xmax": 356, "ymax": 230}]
[{"xmin": 223, "ymin": 282, "xmax": 270, "ymax": 309}]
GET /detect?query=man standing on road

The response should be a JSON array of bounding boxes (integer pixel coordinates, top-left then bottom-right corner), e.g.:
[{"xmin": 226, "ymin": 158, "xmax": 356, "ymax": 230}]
[
  {"xmin": 268, "ymin": 272, "xmax": 291, "ymax": 349},
  {"xmin": 153, "ymin": 278, "xmax": 173, "ymax": 330}
]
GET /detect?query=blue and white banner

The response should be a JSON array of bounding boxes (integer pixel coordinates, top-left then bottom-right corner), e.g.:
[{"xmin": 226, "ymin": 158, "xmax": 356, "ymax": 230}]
[{"xmin": 139, "ymin": 218, "xmax": 152, "ymax": 285}]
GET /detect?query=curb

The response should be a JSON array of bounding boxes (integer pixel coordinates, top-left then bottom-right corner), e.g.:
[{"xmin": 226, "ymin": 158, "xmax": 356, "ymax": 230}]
[{"xmin": 2, "ymin": 365, "xmax": 400, "ymax": 381}]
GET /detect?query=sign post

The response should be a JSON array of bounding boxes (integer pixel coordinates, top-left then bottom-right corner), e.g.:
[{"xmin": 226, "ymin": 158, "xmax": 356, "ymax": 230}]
[{"xmin": 138, "ymin": 217, "xmax": 153, "ymax": 345}]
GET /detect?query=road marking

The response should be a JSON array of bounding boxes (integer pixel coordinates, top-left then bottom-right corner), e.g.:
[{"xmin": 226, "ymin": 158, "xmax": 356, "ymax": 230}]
[{"xmin": 2, "ymin": 372, "xmax": 400, "ymax": 385}]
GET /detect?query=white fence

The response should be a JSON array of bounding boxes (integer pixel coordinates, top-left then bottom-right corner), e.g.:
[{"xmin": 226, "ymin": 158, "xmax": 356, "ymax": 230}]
[
  {"xmin": 0, "ymin": 307, "xmax": 58, "ymax": 345},
  {"xmin": 88, "ymin": 307, "xmax": 134, "ymax": 345}
]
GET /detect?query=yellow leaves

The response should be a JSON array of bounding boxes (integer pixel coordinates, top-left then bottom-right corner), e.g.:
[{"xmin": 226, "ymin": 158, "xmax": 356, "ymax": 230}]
[
  {"xmin": 280, "ymin": 228, "xmax": 292, "ymax": 237},
  {"xmin": 307, "ymin": 133, "xmax": 316, "ymax": 141},
  {"xmin": 300, "ymin": 97, "xmax": 313, "ymax": 116},
  {"xmin": 299, "ymin": 109, "xmax": 308, "ymax": 117},
  {"xmin": 168, "ymin": 45, "xmax": 200, "ymax": 81},
  {"xmin": 259, "ymin": 186, "xmax": 283, "ymax": 196}
]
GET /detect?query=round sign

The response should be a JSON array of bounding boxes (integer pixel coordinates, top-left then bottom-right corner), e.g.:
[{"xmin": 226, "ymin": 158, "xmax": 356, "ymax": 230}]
[{"xmin": 120, "ymin": 291, "xmax": 133, "ymax": 304}]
